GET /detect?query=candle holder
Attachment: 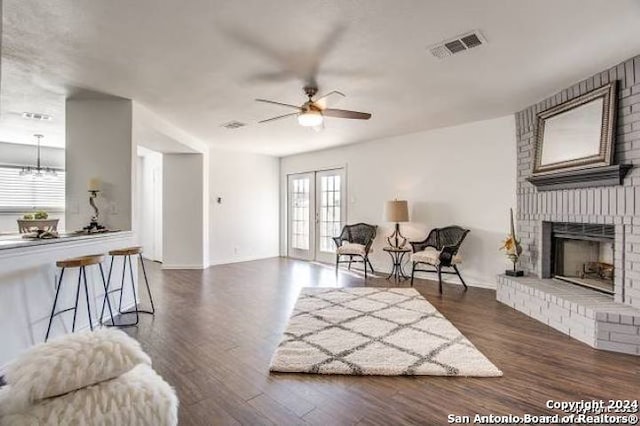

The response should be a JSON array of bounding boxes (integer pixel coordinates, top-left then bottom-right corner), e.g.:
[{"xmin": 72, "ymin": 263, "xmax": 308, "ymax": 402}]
[{"xmin": 83, "ymin": 189, "xmax": 106, "ymax": 232}]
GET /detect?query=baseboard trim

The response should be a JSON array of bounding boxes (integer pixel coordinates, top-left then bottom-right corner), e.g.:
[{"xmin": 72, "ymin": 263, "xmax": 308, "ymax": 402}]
[
  {"xmin": 411, "ymin": 271, "xmax": 496, "ymax": 290},
  {"xmin": 161, "ymin": 264, "xmax": 205, "ymax": 270},
  {"xmin": 209, "ymin": 255, "xmax": 280, "ymax": 267},
  {"xmin": 304, "ymin": 258, "xmax": 496, "ymax": 289}
]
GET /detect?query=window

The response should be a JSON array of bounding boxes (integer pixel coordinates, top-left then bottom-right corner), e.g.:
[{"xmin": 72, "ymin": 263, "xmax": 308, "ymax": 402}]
[
  {"xmin": 290, "ymin": 177, "xmax": 310, "ymax": 250},
  {"xmin": 0, "ymin": 166, "xmax": 65, "ymax": 211},
  {"xmin": 318, "ymin": 174, "xmax": 342, "ymax": 253}
]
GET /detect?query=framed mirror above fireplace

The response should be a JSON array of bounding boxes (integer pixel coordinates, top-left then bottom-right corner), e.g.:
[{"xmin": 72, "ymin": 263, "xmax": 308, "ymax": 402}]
[
  {"xmin": 548, "ymin": 222, "xmax": 614, "ymax": 295},
  {"xmin": 533, "ymin": 82, "xmax": 617, "ymax": 175},
  {"xmin": 527, "ymin": 81, "xmax": 632, "ymax": 191}
]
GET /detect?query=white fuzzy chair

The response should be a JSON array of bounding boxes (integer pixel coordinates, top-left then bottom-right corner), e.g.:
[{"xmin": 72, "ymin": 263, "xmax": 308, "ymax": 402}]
[{"xmin": 0, "ymin": 329, "xmax": 178, "ymax": 426}]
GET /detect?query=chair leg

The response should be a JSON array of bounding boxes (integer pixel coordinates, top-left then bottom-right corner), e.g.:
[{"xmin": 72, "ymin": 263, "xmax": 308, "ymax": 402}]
[
  {"xmin": 118, "ymin": 255, "xmax": 127, "ymax": 314},
  {"xmin": 99, "ymin": 263, "xmax": 116, "ymax": 326},
  {"xmin": 437, "ymin": 265, "xmax": 443, "ymax": 294},
  {"xmin": 71, "ymin": 269, "xmax": 83, "ymax": 332},
  {"xmin": 45, "ymin": 268, "xmax": 65, "ymax": 342},
  {"xmin": 366, "ymin": 258, "xmax": 375, "ymax": 274},
  {"xmin": 453, "ymin": 265, "xmax": 468, "ymax": 290},
  {"xmin": 363, "ymin": 256, "xmax": 368, "ymax": 279},
  {"xmin": 81, "ymin": 266, "xmax": 94, "ymax": 331},
  {"xmin": 128, "ymin": 255, "xmax": 140, "ymax": 325},
  {"xmin": 139, "ymin": 254, "xmax": 156, "ymax": 314},
  {"xmin": 348, "ymin": 257, "xmax": 352, "ymax": 270},
  {"xmin": 410, "ymin": 263, "xmax": 415, "ymax": 287}
]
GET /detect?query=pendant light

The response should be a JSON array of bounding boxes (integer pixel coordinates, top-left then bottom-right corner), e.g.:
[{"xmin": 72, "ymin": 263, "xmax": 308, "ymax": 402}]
[{"xmin": 20, "ymin": 134, "xmax": 57, "ymax": 179}]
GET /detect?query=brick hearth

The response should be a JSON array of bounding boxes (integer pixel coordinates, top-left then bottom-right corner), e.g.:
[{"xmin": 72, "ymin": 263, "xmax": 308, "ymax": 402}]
[{"xmin": 497, "ymin": 275, "xmax": 640, "ymax": 355}]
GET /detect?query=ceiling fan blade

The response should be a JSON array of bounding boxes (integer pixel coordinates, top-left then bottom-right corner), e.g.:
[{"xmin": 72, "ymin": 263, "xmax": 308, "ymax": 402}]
[
  {"xmin": 255, "ymin": 99, "xmax": 302, "ymax": 110},
  {"xmin": 246, "ymin": 71, "xmax": 297, "ymax": 83},
  {"xmin": 322, "ymin": 109, "xmax": 372, "ymax": 120},
  {"xmin": 258, "ymin": 112, "xmax": 299, "ymax": 123},
  {"xmin": 314, "ymin": 90, "xmax": 345, "ymax": 110}
]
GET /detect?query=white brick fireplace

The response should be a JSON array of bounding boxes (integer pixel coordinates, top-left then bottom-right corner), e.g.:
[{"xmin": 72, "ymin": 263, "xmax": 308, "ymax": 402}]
[{"xmin": 497, "ymin": 55, "xmax": 640, "ymax": 356}]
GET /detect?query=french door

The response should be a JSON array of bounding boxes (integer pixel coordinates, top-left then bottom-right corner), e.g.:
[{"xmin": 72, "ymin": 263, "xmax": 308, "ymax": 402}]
[{"xmin": 287, "ymin": 168, "xmax": 346, "ymax": 263}]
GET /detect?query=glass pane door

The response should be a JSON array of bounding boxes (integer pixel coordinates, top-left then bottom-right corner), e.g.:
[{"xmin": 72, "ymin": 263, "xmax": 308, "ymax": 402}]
[
  {"xmin": 287, "ymin": 173, "xmax": 314, "ymax": 260},
  {"xmin": 287, "ymin": 169, "xmax": 346, "ymax": 263},
  {"xmin": 315, "ymin": 169, "xmax": 346, "ymax": 264}
]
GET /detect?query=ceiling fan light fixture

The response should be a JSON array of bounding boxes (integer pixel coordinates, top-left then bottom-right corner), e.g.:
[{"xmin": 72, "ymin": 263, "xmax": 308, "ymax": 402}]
[{"xmin": 297, "ymin": 110, "xmax": 323, "ymax": 127}]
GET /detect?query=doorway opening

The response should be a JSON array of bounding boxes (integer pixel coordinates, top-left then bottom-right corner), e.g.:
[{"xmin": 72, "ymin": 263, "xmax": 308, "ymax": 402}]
[{"xmin": 136, "ymin": 146, "xmax": 163, "ymax": 263}]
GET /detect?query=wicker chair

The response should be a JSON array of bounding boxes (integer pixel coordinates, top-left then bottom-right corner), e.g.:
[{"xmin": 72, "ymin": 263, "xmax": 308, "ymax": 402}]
[
  {"xmin": 409, "ymin": 226, "xmax": 470, "ymax": 293},
  {"xmin": 333, "ymin": 223, "xmax": 377, "ymax": 278}
]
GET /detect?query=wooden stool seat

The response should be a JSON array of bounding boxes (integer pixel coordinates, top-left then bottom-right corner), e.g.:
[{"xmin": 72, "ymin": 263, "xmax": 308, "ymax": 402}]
[
  {"xmin": 109, "ymin": 246, "xmax": 143, "ymax": 256},
  {"xmin": 56, "ymin": 254, "xmax": 105, "ymax": 269}
]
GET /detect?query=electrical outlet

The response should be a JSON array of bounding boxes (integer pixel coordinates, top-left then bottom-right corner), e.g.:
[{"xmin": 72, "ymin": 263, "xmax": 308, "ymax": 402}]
[{"xmin": 233, "ymin": 247, "xmax": 239, "ymax": 255}]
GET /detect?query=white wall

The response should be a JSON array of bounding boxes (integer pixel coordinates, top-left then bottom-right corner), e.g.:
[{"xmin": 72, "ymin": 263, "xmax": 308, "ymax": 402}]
[
  {"xmin": 280, "ymin": 115, "xmax": 517, "ymax": 288},
  {"xmin": 132, "ymin": 102, "xmax": 210, "ymax": 267},
  {"xmin": 65, "ymin": 98, "xmax": 133, "ymax": 232},
  {"xmin": 209, "ymin": 149, "xmax": 280, "ymax": 265},
  {"xmin": 163, "ymin": 153, "xmax": 205, "ymax": 268}
]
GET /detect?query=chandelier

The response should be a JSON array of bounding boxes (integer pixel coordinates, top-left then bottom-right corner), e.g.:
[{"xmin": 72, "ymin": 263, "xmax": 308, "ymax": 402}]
[{"xmin": 20, "ymin": 134, "xmax": 58, "ymax": 178}]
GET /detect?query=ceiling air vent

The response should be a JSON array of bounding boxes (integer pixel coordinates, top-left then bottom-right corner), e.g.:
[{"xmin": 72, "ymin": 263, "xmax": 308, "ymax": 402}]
[
  {"xmin": 428, "ymin": 30, "xmax": 486, "ymax": 59},
  {"xmin": 22, "ymin": 112, "xmax": 53, "ymax": 121},
  {"xmin": 221, "ymin": 121, "xmax": 246, "ymax": 129}
]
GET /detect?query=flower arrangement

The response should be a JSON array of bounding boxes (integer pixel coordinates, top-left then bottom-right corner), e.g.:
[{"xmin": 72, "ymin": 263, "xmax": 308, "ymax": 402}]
[
  {"xmin": 23, "ymin": 211, "xmax": 49, "ymax": 220},
  {"xmin": 500, "ymin": 208, "xmax": 523, "ymax": 276},
  {"xmin": 17, "ymin": 210, "xmax": 58, "ymax": 234}
]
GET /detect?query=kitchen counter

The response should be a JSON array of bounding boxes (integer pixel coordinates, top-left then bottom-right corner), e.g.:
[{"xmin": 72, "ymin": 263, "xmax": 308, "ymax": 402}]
[
  {"xmin": 0, "ymin": 231, "xmax": 131, "ymax": 252},
  {"xmin": 0, "ymin": 230, "xmax": 137, "ymax": 369}
]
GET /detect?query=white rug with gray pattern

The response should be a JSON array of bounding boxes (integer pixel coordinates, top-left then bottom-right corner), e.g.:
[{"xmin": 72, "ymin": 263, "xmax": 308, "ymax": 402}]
[{"xmin": 270, "ymin": 287, "xmax": 502, "ymax": 376}]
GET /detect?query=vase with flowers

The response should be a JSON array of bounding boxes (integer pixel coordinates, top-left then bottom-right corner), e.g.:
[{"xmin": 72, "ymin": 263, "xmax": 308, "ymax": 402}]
[{"xmin": 500, "ymin": 208, "xmax": 524, "ymax": 277}]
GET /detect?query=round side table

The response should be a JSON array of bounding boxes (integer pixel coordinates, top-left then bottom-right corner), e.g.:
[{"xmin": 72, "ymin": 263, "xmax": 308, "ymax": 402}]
[{"xmin": 383, "ymin": 246, "xmax": 411, "ymax": 282}]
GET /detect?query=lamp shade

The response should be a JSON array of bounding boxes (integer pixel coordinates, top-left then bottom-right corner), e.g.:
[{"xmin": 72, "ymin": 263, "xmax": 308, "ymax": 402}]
[
  {"xmin": 88, "ymin": 178, "xmax": 101, "ymax": 192},
  {"xmin": 384, "ymin": 200, "xmax": 409, "ymax": 222}
]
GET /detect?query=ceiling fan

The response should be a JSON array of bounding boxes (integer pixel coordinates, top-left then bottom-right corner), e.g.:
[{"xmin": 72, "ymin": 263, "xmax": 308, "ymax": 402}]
[{"xmin": 256, "ymin": 86, "xmax": 371, "ymax": 128}]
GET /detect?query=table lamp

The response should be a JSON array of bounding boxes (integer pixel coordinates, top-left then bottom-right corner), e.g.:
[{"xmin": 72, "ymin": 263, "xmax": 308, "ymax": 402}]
[{"xmin": 384, "ymin": 199, "xmax": 409, "ymax": 248}]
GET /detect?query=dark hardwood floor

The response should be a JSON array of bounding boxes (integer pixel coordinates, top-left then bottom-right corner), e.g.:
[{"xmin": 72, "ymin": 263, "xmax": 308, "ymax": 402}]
[{"xmin": 123, "ymin": 257, "xmax": 639, "ymax": 425}]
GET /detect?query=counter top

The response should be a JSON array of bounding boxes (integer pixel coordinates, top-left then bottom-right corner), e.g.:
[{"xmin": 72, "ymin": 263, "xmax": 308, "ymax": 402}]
[{"xmin": 0, "ymin": 231, "xmax": 133, "ymax": 251}]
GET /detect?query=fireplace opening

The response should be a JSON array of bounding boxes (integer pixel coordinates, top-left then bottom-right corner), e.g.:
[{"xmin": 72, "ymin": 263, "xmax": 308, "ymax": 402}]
[{"xmin": 550, "ymin": 223, "xmax": 614, "ymax": 294}]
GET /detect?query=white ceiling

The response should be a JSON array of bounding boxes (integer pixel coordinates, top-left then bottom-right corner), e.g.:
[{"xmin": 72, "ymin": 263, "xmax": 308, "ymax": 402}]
[{"xmin": 1, "ymin": 0, "xmax": 640, "ymax": 155}]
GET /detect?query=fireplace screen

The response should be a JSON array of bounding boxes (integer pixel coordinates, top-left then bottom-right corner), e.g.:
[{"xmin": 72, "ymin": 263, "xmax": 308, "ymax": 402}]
[{"xmin": 551, "ymin": 223, "xmax": 614, "ymax": 294}]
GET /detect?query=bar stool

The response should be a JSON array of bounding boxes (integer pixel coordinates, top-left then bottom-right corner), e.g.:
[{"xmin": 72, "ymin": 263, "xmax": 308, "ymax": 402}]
[
  {"xmin": 45, "ymin": 254, "xmax": 115, "ymax": 342},
  {"xmin": 100, "ymin": 246, "xmax": 155, "ymax": 327}
]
